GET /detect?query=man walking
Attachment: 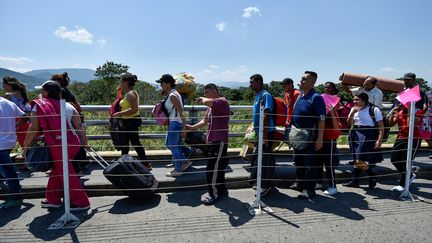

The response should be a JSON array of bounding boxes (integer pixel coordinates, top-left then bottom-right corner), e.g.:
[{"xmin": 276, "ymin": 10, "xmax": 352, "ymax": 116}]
[
  {"xmin": 291, "ymin": 71, "xmax": 326, "ymax": 199},
  {"xmin": 186, "ymin": 84, "xmax": 230, "ymax": 205},
  {"xmin": 249, "ymin": 74, "xmax": 275, "ymax": 196},
  {"xmin": 0, "ymin": 96, "xmax": 25, "ymax": 208}
]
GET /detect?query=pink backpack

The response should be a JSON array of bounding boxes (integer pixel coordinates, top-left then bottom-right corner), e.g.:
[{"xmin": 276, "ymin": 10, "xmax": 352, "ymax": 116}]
[{"xmin": 152, "ymin": 99, "xmax": 171, "ymax": 126}]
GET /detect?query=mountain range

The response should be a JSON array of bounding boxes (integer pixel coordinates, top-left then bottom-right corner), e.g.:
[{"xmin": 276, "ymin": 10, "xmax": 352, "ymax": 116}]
[{"xmin": 0, "ymin": 67, "xmax": 96, "ymax": 90}]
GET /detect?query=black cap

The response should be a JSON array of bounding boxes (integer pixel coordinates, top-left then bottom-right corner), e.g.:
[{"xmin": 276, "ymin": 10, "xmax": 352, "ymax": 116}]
[
  {"xmin": 155, "ymin": 74, "xmax": 175, "ymax": 84},
  {"xmin": 280, "ymin": 78, "xmax": 294, "ymax": 85},
  {"xmin": 403, "ymin": 72, "xmax": 416, "ymax": 80}
]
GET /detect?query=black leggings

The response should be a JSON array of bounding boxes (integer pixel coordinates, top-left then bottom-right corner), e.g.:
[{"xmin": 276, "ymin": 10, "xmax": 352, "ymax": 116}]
[{"xmin": 120, "ymin": 117, "xmax": 147, "ymax": 162}]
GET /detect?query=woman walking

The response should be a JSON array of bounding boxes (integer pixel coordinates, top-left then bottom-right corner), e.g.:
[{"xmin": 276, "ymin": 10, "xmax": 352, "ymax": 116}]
[
  {"xmin": 111, "ymin": 73, "xmax": 150, "ymax": 170},
  {"xmin": 23, "ymin": 81, "xmax": 90, "ymax": 210},
  {"xmin": 343, "ymin": 93, "xmax": 384, "ymax": 188}
]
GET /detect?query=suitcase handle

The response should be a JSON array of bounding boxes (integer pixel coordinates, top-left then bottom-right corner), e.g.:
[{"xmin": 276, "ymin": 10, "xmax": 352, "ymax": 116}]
[{"xmin": 85, "ymin": 147, "xmax": 110, "ymax": 169}]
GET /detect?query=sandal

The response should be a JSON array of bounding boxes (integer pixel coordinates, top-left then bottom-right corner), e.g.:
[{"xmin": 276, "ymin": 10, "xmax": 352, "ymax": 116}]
[{"xmin": 202, "ymin": 196, "xmax": 218, "ymax": 206}]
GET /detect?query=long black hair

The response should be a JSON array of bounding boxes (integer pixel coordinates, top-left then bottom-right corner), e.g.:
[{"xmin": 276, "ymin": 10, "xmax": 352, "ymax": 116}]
[{"xmin": 3, "ymin": 76, "xmax": 29, "ymax": 104}]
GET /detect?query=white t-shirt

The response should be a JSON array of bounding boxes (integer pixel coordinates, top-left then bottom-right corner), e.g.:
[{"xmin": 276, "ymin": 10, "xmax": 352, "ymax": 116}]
[
  {"xmin": 351, "ymin": 87, "xmax": 383, "ymax": 108},
  {"xmin": 164, "ymin": 89, "xmax": 183, "ymax": 123},
  {"xmin": 0, "ymin": 97, "xmax": 25, "ymax": 150},
  {"xmin": 352, "ymin": 105, "xmax": 383, "ymax": 127}
]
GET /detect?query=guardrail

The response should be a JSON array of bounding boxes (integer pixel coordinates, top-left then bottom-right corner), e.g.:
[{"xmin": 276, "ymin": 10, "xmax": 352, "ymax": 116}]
[
  {"xmin": 83, "ymin": 105, "xmax": 253, "ymax": 140},
  {"xmin": 82, "ymin": 103, "xmax": 394, "ymax": 141}
]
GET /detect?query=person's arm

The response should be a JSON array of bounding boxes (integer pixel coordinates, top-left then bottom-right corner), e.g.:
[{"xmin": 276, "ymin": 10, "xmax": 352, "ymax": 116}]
[
  {"xmin": 314, "ymin": 120, "xmax": 325, "ymax": 151},
  {"xmin": 23, "ymin": 111, "xmax": 41, "ymax": 160},
  {"xmin": 171, "ymin": 94, "xmax": 186, "ymax": 125},
  {"xmin": 374, "ymin": 120, "xmax": 384, "ymax": 149},
  {"xmin": 196, "ymin": 97, "xmax": 214, "ymax": 107},
  {"xmin": 71, "ymin": 109, "xmax": 88, "ymax": 147},
  {"xmin": 186, "ymin": 118, "xmax": 208, "ymax": 130},
  {"xmin": 347, "ymin": 106, "xmax": 360, "ymax": 127},
  {"xmin": 388, "ymin": 108, "xmax": 399, "ymax": 126}
]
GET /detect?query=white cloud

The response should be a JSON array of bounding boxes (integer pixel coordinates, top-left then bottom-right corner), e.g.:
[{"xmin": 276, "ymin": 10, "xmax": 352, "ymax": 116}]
[
  {"xmin": 196, "ymin": 65, "xmax": 248, "ymax": 82},
  {"xmin": 378, "ymin": 67, "xmax": 398, "ymax": 72},
  {"xmin": 97, "ymin": 38, "xmax": 107, "ymax": 45},
  {"xmin": 54, "ymin": 26, "xmax": 94, "ymax": 44},
  {"xmin": 6, "ymin": 67, "xmax": 32, "ymax": 73},
  {"xmin": 215, "ymin": 22, "xmax": 226, "ymax": 31},
  {"xmin": 0, "ymin": 56, "xmax": 34, "ymax": 65},
  {"xmin": 242, "ymin": 6, "xmax": 261, "ymax": 18}
]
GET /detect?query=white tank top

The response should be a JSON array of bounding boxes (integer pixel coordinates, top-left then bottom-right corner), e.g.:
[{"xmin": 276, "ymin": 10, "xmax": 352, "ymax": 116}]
[{"xmin": 164, "ymin": 89, "xmax": 183, "ymax": 123}]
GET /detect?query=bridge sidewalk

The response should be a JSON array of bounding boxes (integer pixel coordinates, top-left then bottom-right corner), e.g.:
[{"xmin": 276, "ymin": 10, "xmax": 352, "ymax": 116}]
[{"xmin": 3, "ymin": 144, "xmax": 432, "ymax": 199}]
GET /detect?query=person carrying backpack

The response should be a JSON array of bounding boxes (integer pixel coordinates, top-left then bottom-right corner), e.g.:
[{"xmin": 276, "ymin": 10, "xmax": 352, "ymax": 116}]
[
  {"xmin": 343, "ymin": 93, "xmax": 384, "ymax": 189},
  {"xmin": 156, "ymin": 74, "xmax": 188, "ymax": 177},
  {"xmin": 248, "ymin": 74, "xmax": 276, "ymax": 197}
]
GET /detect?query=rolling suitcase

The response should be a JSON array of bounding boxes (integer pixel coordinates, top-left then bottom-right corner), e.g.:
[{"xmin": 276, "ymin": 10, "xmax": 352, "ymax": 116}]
[{"xmin": 86, "ymin": 148, "xmax": 158, "ymax": 201}]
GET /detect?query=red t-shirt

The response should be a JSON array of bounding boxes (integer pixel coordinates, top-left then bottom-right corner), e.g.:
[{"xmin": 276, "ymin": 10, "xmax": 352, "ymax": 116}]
[
  {"xmin": 323, "ymin": 112, "xmax": 341, "ymax": 140},
  {"xmin": 284, "ymin": 89, "xmax": 301, "ymax": 125},
  {"xmin": 205, "ymin": 97, "xmax": 230, "ymax": 143},
  {"xmin": 396, "ymin": 109, "xmax": 423, "ymax": 139}
]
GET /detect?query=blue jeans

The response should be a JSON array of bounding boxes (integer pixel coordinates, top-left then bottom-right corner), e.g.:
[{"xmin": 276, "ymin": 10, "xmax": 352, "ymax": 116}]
[
  {"xmin": 0, "ymin": 149, "xmax": 21, "ymax": 200},
  {"xmin": 165, "ymin": 121, "xmax": 186, "ymax": 171}
]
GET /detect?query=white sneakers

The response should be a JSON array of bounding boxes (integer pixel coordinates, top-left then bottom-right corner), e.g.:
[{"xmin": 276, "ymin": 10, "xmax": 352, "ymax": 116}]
[
  {"xmin": 392, "ymin": 173, "xmax": 416, "ymax": 193},
  {"xmin": 392, "ymin": 186, "xmax": 404, "ymax": 192},
  {"xmin": 166, "ymin": 170, "xmax": 183, "ymax": 177},
  {"xmin": 324, "ymin": 187, "xmax": 338, "ymax": 195}
]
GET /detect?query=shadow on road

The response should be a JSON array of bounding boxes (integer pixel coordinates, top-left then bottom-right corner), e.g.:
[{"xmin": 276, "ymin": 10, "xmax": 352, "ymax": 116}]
[
  {"xmin": 263, "ymin": 189, "xmax": 366, "ymax": 221},
  {"xmin": 0, "ymin": 202, "xmax": 34, "ymax": 228},
  {"xmin": 108, "ymin": 194, "xmax": 162, "ymax": 214},
  {"xmin": 27, "ymin": 207, "xmax": 95, "ymax": 242},
  {"xmin": 213, "ymin": 196, "xmax": 254, "ymax": 227}
]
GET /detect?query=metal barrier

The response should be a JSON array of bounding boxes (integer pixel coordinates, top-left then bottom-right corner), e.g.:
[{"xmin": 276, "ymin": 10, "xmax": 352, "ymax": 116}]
[
  {"xmin": 82, "ymin": 103, "xmax": 394, "ymax": 141},
  {"xmin": 83, "ymin": 105, "xmax": 252, "ymax": 140}
]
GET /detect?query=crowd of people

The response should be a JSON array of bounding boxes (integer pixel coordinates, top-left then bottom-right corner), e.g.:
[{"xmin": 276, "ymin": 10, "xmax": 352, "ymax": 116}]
[{"xmin": 0, "ymin": 71, "xmax": 431, "ymax": 210}]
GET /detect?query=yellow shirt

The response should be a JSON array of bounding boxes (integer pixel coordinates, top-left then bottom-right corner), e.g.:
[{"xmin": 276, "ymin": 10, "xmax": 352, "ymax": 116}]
[{"xmin": 119, "ymin": 91, "xmax": 140, "ymax": 118}]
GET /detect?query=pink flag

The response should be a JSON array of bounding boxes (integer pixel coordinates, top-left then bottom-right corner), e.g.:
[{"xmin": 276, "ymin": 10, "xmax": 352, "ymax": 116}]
[
  {"xmin": 396, "ymin": 85, "xmax": 421, "ymax": 107},
  {"xmin": 321, "ymin": 94, "xmax": 340, "ymax": 114}
]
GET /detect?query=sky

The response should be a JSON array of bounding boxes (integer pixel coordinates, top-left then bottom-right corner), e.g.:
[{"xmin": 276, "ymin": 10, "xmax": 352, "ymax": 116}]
[{"xmin": 1, "ymin": 0, "xmax": 431, "ymax": 86}]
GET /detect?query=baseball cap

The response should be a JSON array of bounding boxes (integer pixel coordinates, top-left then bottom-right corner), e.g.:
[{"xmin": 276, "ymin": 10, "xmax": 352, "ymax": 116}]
[
  {"xmin": 403, "ymin": 72, "xmax": 416, "ymax": 80},
  {"xmin": 35, "ymin": 80, "xmax": 62, "ymax": 94},
  {"xmin": 155, "ymin": 74, "xmax": 175, "ymax": 84},
  {"xmin": 280, "ymin": 78, "xmax": 294, "ymax": 85}
]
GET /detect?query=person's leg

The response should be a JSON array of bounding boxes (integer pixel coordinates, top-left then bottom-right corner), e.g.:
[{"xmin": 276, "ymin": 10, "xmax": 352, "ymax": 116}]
[
  {"xmin": 166, "ymin": 122, "xmax": 185, "ymax": 172},
  {"xmin": 127, "ymin": 119, "xmax": 149, "ymax": 167},
  {"xmin": 206, "ymin": 143, "xmax": 217, "ymax": 198},
  {"xmin": 293, "ymin": 150, "xmax": 305, "ymax": 190},
  {"xmin": 48, "ymin": 152, "xmax": 90, "ymax": 207},
  {"xmin": 0, "ymin": 149, "xmax": 21, "ymax": 201},
  {"xmin": 262, "ymin": 132, "xmax": 275, "ymax": 189},
  {"xmin": 303, "ymin": 144, "xmax": 317, "ymax": 192},
  {"xmin": 120, "ymin": 119, "xmax": 131, "ymax": 156}
]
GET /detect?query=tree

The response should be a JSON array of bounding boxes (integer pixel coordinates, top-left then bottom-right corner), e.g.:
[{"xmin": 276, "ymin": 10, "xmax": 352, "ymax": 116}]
[{"xmin": 95, "ymin": 61, "xmax": 129, "ymax": 84}]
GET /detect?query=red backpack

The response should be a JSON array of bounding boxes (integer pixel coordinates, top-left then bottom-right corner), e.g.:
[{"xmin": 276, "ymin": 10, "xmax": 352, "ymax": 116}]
[{"xmin": 273, "ymin": 97, "xmax": 287, "ymax": 127}]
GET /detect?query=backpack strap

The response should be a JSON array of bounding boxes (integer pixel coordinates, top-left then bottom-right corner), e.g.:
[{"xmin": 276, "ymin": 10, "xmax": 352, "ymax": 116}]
[{"xmin": 369, "ymin": 105, "xmax": 377, "ymax": 125}]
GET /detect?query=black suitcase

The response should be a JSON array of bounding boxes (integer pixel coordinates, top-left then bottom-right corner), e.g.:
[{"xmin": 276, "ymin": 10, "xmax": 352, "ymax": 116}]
[
  {"xmin": 185, "ymin": 131, "xmax": 209, "ymax": 156},
  {"xmin": 86, "ymin": 149, "xmax": 158, "ymax": 201}
]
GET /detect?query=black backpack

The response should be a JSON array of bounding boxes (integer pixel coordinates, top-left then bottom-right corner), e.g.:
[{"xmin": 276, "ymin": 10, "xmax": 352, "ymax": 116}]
[{"xmin": 369, "ymin": 105, "xmax": 390, "ymax": 142}]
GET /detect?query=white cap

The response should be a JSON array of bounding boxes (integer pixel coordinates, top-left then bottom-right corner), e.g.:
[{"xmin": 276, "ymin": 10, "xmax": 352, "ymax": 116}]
[{"xmin": 34, "ymin": 80, "xmax": 55, "ymax": 90}]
